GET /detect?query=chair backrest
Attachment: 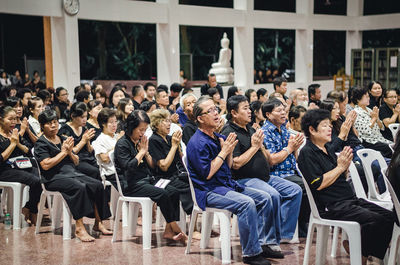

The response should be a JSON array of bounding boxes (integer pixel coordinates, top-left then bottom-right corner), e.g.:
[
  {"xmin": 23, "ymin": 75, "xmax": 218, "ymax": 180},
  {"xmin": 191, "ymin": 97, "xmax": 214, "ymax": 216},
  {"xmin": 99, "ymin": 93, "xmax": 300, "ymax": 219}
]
[
  {"xmin": 108, "ymin": 150, "xmax": 124, "ymax": 198},
  {"xmin": 182, "ymin": 155, "xmax": 199, "ymax": 209},
  {"xmin": 31, "ymin": 147, "xmax": 49, "ymax": 193},
  {"xmin": 356, "ymin": 148, "xmax": 389, "ymax": 200},
  {"xmin": 381, "ymin": 172, "xmax": 400, "ymax": 222},
  {"xmin": 348, "ymin": 161, "xmax": 367, "ymax": 199},
  {"xmin": 296, "ymin": 163, "xmax": 322, "ymax": 220},
  {"xmin": 95, "ymin": 155, "xmax": 108, "ymax": 185},
  {"xmin": 389, "ymin": 123, "xmax": 400, "ymax": 142}
]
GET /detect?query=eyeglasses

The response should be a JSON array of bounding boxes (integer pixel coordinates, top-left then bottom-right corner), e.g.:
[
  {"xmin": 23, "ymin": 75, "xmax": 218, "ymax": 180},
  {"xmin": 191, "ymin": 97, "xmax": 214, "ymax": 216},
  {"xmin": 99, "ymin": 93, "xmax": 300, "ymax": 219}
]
[
  {"xmin": 162, "ymin": 119, "xmax": 172, "ymax": 123},
  {"xmin": 201, "ymin": 106, "xmax": 219, "ymax": 115},
  {"xmin": 386, "ymin": 96, "xmax": 397, "ymax": 99}
]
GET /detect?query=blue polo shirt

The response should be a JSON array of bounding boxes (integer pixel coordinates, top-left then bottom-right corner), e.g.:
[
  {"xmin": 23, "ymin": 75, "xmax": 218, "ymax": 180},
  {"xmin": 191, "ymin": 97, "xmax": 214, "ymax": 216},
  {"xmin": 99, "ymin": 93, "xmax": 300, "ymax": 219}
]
[
  {"xmin": 262, "ymin": 120, "xmax": 296, "ymax": 178},
  {"xmin": 186, "ymin": 129, "xmax": 244, "ymax": 210}
]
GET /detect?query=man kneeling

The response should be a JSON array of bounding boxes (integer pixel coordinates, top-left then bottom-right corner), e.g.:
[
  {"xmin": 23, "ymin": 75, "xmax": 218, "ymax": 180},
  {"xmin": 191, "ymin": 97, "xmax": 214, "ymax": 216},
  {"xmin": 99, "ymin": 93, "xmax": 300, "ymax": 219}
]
[
  {"xmin": 186, "ymin": 96, "xmax": 274, "ymax": 265},
  {"xmin": 298, "ymin": 109, "xmax": 394, "ymax": 264}
]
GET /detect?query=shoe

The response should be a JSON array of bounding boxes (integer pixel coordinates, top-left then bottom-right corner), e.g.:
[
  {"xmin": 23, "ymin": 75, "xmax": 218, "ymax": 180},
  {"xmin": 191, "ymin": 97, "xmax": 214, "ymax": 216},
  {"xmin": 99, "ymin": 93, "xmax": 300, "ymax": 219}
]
[
  {"xmin": 242, "ymin": 254, "xmax": 271, "ymax": 265},
  {"xmin": 261, "ymin": 245, "xmax": 284, "ymax": 259}
]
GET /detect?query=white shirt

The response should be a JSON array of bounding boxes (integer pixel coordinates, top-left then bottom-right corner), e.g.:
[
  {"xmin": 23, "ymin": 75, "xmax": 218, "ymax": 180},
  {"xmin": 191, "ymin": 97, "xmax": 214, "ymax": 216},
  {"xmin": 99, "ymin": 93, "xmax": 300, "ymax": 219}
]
[
  {"xmin": 92, "ymin": 133, "xmax": 118, "ymax": 177},
  {"xmin": 28, "ymin": 115, "xmax": 41, "ymax": 136}
]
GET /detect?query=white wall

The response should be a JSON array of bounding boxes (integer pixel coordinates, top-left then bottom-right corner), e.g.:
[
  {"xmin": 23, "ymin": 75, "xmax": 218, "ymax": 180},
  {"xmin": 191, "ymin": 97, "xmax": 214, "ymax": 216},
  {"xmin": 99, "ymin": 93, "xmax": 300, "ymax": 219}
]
[{"xmin": 1, "ymin": 0, "xmax": 400, "ymax": 98}]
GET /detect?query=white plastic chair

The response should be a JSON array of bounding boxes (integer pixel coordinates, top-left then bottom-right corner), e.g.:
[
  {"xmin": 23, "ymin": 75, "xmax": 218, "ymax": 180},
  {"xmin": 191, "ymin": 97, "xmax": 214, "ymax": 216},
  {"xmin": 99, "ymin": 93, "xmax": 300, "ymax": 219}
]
[
  {"xmin": 381, "ymin": 171, "xmax": 400, "ymax": 265},
  {"xmin": 389, "ymin": 123, "xmax": 400, "ymax": 142},
  {"xmin": 182, "ymin": 155, "xmax": 233, "ymax": 264},
  {"xmin": 356, "ymin": 149, "xmax": 391, "ymax": 202},
  {"xmin": 0, "ymin": 182, "xmax": 29, "ymax": 229},
  {"xmin": 33, "ymin": 156, "xmax": 73, "ymax": 240},
  {"xmin": 296, "ymin": 164, "xmax": 362, "ymax": 265},
  {"xmin": 109, "ymin": 150, "xmax": 154, "ymax": 249}
]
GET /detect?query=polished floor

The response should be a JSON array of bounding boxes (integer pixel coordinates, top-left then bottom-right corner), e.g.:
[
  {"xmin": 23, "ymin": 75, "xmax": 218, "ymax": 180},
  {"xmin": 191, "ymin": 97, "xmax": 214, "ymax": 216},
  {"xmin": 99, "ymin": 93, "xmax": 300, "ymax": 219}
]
[{"xmin": 0, "ymin": 215, "xmax": 354, "ymax": 265}]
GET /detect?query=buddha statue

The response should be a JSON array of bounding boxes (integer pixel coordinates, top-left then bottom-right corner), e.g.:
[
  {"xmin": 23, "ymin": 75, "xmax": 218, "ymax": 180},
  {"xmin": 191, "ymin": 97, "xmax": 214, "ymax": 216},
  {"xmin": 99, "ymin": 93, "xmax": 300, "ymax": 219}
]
[{"xmin": 209, "ymin": 32, "xmax": 234, "ymax": 84}]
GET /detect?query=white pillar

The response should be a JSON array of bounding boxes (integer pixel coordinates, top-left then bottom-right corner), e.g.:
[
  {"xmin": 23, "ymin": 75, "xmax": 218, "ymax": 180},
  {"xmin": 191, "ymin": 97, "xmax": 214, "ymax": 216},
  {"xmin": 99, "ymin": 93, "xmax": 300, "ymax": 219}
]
[
  {"xmin": 156, "ymin": 0, "xmax": 180, "ymax": 86},
  {"xmin": 51, "ymin": 13, "xmax": 80, "ymax": 101},
  {"xmin": 234, "ymin": 0, "xmax": 253, "ymax": 90},
  {"xmin": 346, "ymin": 0, "xmax": 363, "ymax": 75}
]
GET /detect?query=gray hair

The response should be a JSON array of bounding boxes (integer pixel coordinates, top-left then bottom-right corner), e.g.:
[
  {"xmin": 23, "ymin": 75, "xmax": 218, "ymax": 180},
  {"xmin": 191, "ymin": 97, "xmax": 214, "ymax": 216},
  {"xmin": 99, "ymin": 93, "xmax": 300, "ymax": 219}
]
[
  {"xmin": 180, "ymin": 93, "xmax": 198, "ymax": 110},
  {"xmin": 193, "ymin": 96, "xmax": 212, "ymax": 125}
]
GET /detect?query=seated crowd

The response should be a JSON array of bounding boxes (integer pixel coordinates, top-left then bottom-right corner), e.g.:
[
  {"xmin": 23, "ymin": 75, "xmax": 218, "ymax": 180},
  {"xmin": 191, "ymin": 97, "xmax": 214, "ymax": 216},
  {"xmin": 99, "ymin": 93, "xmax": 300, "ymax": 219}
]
[{"xmin": 1, "ymin": 74, "xmax": 400, "ymax": 265}]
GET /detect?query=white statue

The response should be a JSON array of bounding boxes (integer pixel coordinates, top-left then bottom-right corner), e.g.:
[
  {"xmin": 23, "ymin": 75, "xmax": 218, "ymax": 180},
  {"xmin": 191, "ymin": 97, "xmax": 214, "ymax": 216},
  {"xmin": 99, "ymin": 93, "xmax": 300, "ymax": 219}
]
[{"xmin": 209, "ymin": 32, "xmax": 234, "ymax": 84}]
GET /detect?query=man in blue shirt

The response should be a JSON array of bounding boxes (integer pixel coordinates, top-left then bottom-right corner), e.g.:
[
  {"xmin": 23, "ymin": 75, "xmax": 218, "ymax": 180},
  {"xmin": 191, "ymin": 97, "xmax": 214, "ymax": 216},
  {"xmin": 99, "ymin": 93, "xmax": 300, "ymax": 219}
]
[
  {"xmin": 261, "ymin": 98, "xmax": 309, "ymax": 237},
  {"xmin": 186, "ymin": 96, "xmax": 275, "ymax": 265}
]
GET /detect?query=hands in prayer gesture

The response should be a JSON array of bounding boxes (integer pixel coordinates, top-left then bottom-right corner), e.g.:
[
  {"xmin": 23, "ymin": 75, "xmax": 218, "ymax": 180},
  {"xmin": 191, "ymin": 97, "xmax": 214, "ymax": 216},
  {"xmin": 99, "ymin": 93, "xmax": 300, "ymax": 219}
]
[
  {"xmin": 287, "ymin": 133, "xmax": 304, "ymax": 153},
  {"xmin": 219, "ymin": 132, "xmax": 238, "ymax": 157},
  {"xmin": 61, "ymin": 137, "xmax": 74, "ymax": 154},
  {"xmin": 337, "ymin": 146, "xmax": 353, "ymax": 172},
  {"xmin": 172, "ymin": 130, "xmax": 182, "ymax": 147},
  {"xmin": 251, "ymin": 129, "xmax": 264, "ymax": 149}
]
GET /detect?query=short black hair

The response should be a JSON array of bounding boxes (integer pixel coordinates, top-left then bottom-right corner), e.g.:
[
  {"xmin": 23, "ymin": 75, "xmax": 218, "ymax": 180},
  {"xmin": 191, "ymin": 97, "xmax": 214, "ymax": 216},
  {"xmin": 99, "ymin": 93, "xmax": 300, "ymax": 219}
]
[
  {"xmin": 227, "ymin": 86, "xmax": 239, "ymax": 100},
  {"xmin": 182, "ymin": 88, "xmax": 193, "ymax": 96},
  {"xmin": 55, "ymin": 86, "xmax": 67, "ymax": 97},
  {"xmin": 327, "ymin": 90, "xmax": 346, "ymax": 103},
  {"xmin": 37, "ymin": 89, "xmax": 51, "ymax": 102},
  {"xmin": 250, "ymin": 100, "xmax": 263, "ymax": 124},
  {"xmin": 38, "ymin": 109, "xmax": 58, "ymax": 127},
  {"xmin": 139, "ymin": 100, "xmax": 156, "ymax": 112},
  {"xmin": 125, "ymin": 110, "xmax": 150, "ymax": 136},
  {"xmin": 69, "ymin": 102, "xmax": 87, "ymax": 119},
  {"xmin": 308, "ymin": 83, "xmax": 321, "ymax": 98},
  {"xmin": 261, "ymin": 98, "xmax": 283, "ymax": 118},
  {"xmin": 157, "ymin": 84, "xmax": 168, "ymax": 93},
  {"xmin": 0, "ymin": 106, "xmax": 15, "ymax": 119},
  {"xmin": 87, "ymin": 100, "xmax": 102, "ymax": 112},
  {"xmin": 226, "ymin": 95, "xmax": 248, "ymax": 121},
  {"xmin": 367, "ymin": 81, "xmax": 382, "ymax": 92},
  {"xmin": 76, "ymin": 90, "xmax": 90, "ymax": 102},
  {"xmin": 16, "ymin": 87, "xmax": 32, "ymax": 99},
  {"xmin": 132, "ymin": 85, "xmax": 143, "ymax": 97},
  {"xmin": 301, "ymin": 109, "xmax": 331, "ymax": 138},
  {"xmin": 170, "ymin": 83, "xmax": 183, "ymax": 93},
  {"xmin": 97, "ymin": 108, "xmax": 116, "ymax": 131},
  {"xmin": 351, "ymin": 86, "xmax": 368, "ymax": 105},
  {"xmin": 144, "ymin": 82, "xmax": 156, "ymax": 91},
  {"xmin": 257, "ymin": 88, "xmax": 267, "ymax": 99},
  {"xmin": 289, "ymin": 105, "xmax": 307, "ymax": 122},
  {"xmin": 109, "ymin": 86, "xmax": 128, "ymax": 108},
  {"xmin": 319, "ymin": 99, "xmax": 336, "ymax": 113},
  {"xmin": 245, "ymin": 89, "xmax": 255, "ymax": 101},
  {"xmin": 383, "ymin": 88, "xmax": 397, "ymax": 98},
  {"xmin": 4, "ymin": 96, "xmax": 22, "ymax": 108},
  {"xmin": 207, "ymin": 87, "xmax": 219, "ymax": 97},
  {"xmin": 273, "ymin": 77, "xmax": 287, "ymax": 90}
]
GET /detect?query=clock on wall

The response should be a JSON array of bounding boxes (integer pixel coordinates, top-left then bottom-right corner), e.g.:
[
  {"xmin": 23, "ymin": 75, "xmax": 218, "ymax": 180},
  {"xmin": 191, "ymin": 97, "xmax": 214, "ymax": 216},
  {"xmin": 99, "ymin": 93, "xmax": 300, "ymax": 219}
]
[{"xmin": 63, "ymin": 0, "xmax": 80, "ymax": 16}]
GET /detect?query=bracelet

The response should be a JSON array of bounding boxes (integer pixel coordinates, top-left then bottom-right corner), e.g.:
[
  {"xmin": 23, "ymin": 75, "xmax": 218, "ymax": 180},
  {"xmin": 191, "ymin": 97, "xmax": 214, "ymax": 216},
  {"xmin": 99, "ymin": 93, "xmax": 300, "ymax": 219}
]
[
  {"xmin": 282, "ymin": 147, "xmax": 290, "ymax": 154},
  {"xmin": 217, "ymin": 155, "xmax": 225, "ymax": 161}
]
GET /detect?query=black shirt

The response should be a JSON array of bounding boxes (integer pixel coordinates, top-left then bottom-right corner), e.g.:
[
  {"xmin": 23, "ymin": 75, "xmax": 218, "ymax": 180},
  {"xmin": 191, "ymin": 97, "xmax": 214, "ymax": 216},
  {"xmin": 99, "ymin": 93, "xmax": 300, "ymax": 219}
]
[
  {"xmin": 114, "ymin": 134, "xmax": 152, "ymax": 188},
  {"xmin": 86, "ymin": 121, "xmax": 101, "ymax": 142},
  {"xmin": 132, "ymin": 99, "xmax": 141, "ymax": 110},
  {"xmin": 182, "ymin": 120, "xmax": 197, "ymax": 145},
  {"xmin": 148, "ymin": 133, "xmax": 185, "ymax": 178},
  {"xmin": 368, "ymin": 95, "xmax": 381, "ymax": 109},
  {"xmin": 379, "ymin": 103, "xmax": 395, "ymax": 141},
  {"xmin": 221, "ymin": 121, "xmax": 270, "ymax": 182},
  {"xmin": 0, "ymin": 134, "xmax": 30, "ymax": 170},
  {"xmin": 327, "ymin": 116, "xmax": 362, "ymax": 153},
  {"xmin": 298, "ymin": 140, "xmax": 354, "ymax": 210},
  {"xmin": 58, "ymin": 124, "xmax": 96, "ymax": 164},
  {"xmin": 200, "ymin": 84, "xmax": 224, "ymax": 99},
  {"xmin": 309, "ymin": 98, "xmax": 321, "ymax": 107}
]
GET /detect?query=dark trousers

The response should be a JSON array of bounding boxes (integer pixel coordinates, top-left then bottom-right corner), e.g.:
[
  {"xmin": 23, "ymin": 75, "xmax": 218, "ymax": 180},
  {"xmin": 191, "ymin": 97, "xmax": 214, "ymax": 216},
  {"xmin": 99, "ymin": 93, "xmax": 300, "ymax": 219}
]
[
  {"xmin": 0, "ymin": 168, "xmax": 41, "ymax": 213},
  {"xmin": 76, "ymin": 161, "xmax": 101, "ymax": 180},
  {"xmin": 322, "ymin": 198, "xmax": 394, "ymax": 259},
  {"xmin": 164, "ymin": 176, "xmax": 193, "ymax": 215},
  {"xmin": 45, "ymin": 175, "xmax": 111, "ymax": 221},
  {"xmin": 363, "ymin": 141, "xmax": 393, "ymax": 158},
  {"xmin": 284, "ymin": 174, "xmax": 311, "ymax": 236},
  {"xmin": 125, "ymin": 176, "xmax": 181, "ymax": 223}
]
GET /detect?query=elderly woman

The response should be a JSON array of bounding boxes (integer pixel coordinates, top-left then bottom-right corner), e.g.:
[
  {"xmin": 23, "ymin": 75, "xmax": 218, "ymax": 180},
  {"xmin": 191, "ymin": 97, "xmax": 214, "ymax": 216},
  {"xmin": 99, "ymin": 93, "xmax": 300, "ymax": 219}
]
[
  {"xmin": 34, "ymin": 109, "xmax": 112, "ymax": 241},
  {"xmin": 114, "ymin": 110, "xmax": 187, "ymax": 243},
  {"xmin": 148, "ymin": 109, "xmax": 193, "ymax": 216},
  {"xmin": 0, "ymin": 106, "xmax": 41, "ymax": 225},
  {"xmin": 352, "ymin": 86, "xmax": 393, "ymax": 158}
]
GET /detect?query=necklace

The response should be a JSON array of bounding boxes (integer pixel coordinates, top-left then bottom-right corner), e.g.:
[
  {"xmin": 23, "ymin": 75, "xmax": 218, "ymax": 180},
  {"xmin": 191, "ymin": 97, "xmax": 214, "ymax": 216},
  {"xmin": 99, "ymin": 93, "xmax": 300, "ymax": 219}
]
[{"xmin": 43, "ymin": 135, "xmax": 61, "ymax": 150}]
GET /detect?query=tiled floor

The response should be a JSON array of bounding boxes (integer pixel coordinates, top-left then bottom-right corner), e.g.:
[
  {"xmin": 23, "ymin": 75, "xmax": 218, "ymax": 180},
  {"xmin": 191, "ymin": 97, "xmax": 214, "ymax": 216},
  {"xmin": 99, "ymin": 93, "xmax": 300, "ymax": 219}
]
[{"xmin": 0, "ymin": 217, "xmax": 351, "ymax": 265}]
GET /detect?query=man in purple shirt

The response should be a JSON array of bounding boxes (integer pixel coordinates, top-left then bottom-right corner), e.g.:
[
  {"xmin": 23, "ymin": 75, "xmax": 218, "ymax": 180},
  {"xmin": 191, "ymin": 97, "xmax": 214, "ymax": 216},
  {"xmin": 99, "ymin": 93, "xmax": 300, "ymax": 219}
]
[{"xmin": 186, "ymin": 96, "xmax": 278, "ymax": 265}]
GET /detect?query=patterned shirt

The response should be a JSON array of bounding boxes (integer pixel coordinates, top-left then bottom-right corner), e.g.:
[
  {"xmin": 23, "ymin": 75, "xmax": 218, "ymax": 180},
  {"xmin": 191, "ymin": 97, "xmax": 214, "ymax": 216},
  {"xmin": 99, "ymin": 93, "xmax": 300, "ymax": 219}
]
[
  {"xmin": 262, "ymin": 120, "xmax": 296, "ymax": 178},
  {"xmin": 353, "ymin": 105, "xmax": 392, "ymax": 145}
]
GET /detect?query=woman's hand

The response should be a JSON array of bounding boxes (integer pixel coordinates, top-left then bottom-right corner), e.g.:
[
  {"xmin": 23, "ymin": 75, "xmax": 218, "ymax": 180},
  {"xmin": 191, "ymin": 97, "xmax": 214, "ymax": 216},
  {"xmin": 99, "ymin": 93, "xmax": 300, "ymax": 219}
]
[
  {"xmin": 371, "ymin": 106, "xmax": 379, "ymax": 120},
  {"xmin": 10, "ymin": 128, "xmax": 19, "ymax": 144},
  {"xmin": 172, "ymin": 131, "xmax": 182, "ymax": 147},
  {"xmin": 138, "ymin": 135, "xmax": 149, "ymax": 154},
  {"xmin": 62, "ymin": 137, "xmax": 74, "ymax": 154},
  {"xmin": 20, "ymin": 117, "xmax": 28, "ymax": 135},
  {"xmin": 82, "ymin": 128, "xmax": 96, "ymax": 143},
  {"xmin": 171, "ymin": 113, "xmax": 179, "ymax": 124}
]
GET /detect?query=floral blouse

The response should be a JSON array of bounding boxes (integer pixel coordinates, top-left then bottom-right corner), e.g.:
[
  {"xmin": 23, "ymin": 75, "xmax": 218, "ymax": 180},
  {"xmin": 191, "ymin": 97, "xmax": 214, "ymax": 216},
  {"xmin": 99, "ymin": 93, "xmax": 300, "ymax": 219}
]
[{"xmin": 353, "ymin": 105, "xmax": 392, "ymax": 145}]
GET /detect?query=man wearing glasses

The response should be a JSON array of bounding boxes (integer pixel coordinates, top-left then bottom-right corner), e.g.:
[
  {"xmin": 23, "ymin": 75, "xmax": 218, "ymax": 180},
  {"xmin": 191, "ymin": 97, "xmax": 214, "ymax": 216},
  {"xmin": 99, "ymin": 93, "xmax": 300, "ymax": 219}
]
[{"xmin": 186, "ymin": 96, "xmax": 274, "ymax": 265}]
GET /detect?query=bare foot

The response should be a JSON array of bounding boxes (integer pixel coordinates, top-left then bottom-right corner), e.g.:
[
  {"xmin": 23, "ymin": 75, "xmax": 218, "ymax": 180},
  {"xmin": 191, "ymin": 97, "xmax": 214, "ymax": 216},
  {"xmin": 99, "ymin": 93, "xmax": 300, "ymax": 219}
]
[
  {"xmin": 30, "ymin": 213, "xmax": 37, "ymax": 226},
  {"xmin": 342, "ymin": 240, "xmax": 350, "ymax": 255},
  {"xmin": 75, "ymin": 228, "xmax": 95, "ymax": 242},
  {"xmin": 93, "ymin": 222, "xmax": 113, "ymax": 235},
  {"xmin": 22, "ymin": 207, "xmax": 32, "ymax": 225}
]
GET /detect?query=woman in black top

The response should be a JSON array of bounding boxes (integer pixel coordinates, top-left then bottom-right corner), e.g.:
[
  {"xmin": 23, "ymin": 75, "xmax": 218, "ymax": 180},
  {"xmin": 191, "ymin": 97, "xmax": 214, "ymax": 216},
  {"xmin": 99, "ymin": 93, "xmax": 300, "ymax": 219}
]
[
  {"xmin": 53, "ymin": 87, "xmax": 70, "ymax": 122},
  {"xmin": 116, "ymin": 98, "xmax": 134, "ymax": 134},
  {"xmin": 59, "ymin": 102, "xmax": 100, "ymax": 180},
  {"xmin": 367, "ymin": 81, "xmax": 383, "ymax": 109},
  {"xmin": 114, "ymin": 110, "xmax": 187, "ymax": 243},
  {"xmin": 0, "ymin": 106, "xmax": 41, "ymax": 225},
  {"xmin": 35, "ymin": 109, "xmax": 111, "ymax": 242},
  {"xmin": 148, "ymin": 109, "xmax": 193, "ymax": 216},
  {"xmin": 86, "ymin": 100, "xmax": 103, "ymax": 141},
  {"xmin": 379, "ymin": 88, "xmax": 400, "ymax": 141}
]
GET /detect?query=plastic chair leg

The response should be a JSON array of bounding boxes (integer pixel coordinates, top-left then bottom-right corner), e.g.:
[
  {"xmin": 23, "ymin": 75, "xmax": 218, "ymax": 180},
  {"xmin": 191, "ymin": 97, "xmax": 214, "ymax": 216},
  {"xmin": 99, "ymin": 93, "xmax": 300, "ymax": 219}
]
[
  {"xmin": 122, "ymin": 201, "xmax": 129, "ymax": 227},
  {"xmin": 315, "ymin": 225, "xmax": 330, "ymax": 265},
  {"xmin": 216, "ymin": 212, "xmax": 232, "ymax": 264},
  {"xmin": 200, "ymin": 212, "xmax": 214, "ymax": 249},
  {"xmin": 331, "ymin": 226, "xmax": 339, "ymax": 257},
  {"xmin": 11, "ymin": 185, "xmax": 22, "ymax": 230},
  {"xmin": 178, "ymin": 203, "xmax": 186, "ymax": 234},
  {"xmin": 155, "ymin": 206, "xmax": 165, "ymax": 228},
  {"xmin": 388, "ymin": 225, "xmax": 400, "ymax": 265},
  {"xmin": 35, "ymin": 192, "xmax": 47, "ymax": 234},
  {"xmin": 186, "ymin": 210, "xmax": 199, "ymax": 255},
  {"xmin": 303, "ymin": 218, "xmax": 315, "ymax": 265},
  {"xmin": 344, "ymin": 227, "xmax": 362, "ymax": 265},
  {"xmin": 110, "ymin": 187, "xmax": 119, "ymax": 219},
  {"xmin": 129, "ymin": 202, "xmax": 139, "ymax": 237},
  {"xmin": 141, "ymin": 200, "xmax": 153, "ymax": 250},
  {"xmin": 112, "ymin": 199, "xmax": 123, "ymax": 243},
  {"xmin": 52, "ymin": 195, "xmax": 63, "ymax": 230},
  {"xmin": 62, "ymin": 201, "xmax": 71, "ymax": 240}
]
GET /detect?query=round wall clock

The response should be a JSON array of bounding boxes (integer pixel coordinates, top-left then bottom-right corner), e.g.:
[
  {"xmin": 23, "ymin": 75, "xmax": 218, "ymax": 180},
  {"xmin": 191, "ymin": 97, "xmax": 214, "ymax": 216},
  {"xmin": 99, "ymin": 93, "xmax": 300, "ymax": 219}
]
[{"xmin": 63, "ymin": 0, "xmax": 80, "ymax": 16}]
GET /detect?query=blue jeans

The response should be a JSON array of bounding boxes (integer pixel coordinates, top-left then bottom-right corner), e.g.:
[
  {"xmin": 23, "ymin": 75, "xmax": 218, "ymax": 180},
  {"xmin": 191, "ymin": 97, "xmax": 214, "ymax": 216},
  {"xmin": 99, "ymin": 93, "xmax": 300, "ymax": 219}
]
[
  {"xmin": 206, "ymin": 187, "xmax": 272, "ymax": 257},
  {"xmin": 237, "ymin": 177, "xmax": 302, "ymax": 243}
]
